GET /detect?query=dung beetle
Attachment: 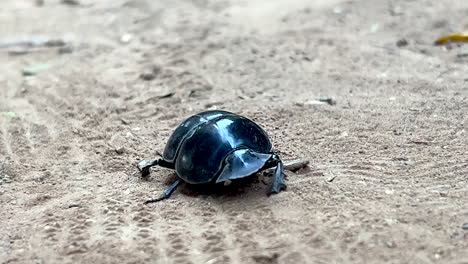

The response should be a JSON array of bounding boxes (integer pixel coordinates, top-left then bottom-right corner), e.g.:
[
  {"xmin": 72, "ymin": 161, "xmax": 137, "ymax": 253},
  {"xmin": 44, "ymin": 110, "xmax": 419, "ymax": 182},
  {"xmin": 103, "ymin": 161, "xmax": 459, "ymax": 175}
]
[{"xmin": 137, "ymin": 110, "xmax": 286, "ymax": 203}]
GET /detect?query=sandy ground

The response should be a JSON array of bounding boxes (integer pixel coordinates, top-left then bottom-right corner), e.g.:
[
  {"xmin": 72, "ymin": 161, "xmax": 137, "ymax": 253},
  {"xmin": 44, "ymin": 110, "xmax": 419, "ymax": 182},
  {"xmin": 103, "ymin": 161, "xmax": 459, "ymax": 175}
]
[{"xmin": 1, "ymin": 0, "xmax": 468, "ymax": 263}]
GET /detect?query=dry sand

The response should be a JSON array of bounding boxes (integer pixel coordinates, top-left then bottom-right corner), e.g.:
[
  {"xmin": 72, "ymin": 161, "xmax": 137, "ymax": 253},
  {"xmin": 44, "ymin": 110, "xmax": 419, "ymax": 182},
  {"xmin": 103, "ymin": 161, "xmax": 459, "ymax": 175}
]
[{"xmin": 1, "ymin": 0, "xmax": 468, "ymax": 263}]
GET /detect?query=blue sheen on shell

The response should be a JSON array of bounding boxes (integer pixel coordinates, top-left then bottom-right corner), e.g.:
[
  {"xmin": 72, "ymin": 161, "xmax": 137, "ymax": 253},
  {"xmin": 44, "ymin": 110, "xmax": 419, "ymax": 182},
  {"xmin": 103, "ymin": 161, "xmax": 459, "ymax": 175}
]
[{"xmin": 162, "ymin": 110, "xmax": 272, "ymax": 184}]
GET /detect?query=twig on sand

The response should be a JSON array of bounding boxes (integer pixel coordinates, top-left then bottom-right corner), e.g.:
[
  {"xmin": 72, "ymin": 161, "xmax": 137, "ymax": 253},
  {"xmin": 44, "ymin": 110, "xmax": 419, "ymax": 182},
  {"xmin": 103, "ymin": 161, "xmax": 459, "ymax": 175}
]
[
  {"xmin": 410, "ymin": 140, "xmax": 430, "ymax": 145},
  {"xmin": 265, "ymin": 159, "xmax": 309, "ymax": 174},
  {"xmin": 283, "ymin": 159, "xmax": 310, "ymax": 172}
]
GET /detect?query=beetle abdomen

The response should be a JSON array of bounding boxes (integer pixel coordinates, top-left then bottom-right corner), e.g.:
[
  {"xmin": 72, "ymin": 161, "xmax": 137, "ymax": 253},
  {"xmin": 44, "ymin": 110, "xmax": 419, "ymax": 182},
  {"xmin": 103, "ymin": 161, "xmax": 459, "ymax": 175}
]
[{"xmin": 174, "ymin": 115, "xmax": 272, "ymax": 184}]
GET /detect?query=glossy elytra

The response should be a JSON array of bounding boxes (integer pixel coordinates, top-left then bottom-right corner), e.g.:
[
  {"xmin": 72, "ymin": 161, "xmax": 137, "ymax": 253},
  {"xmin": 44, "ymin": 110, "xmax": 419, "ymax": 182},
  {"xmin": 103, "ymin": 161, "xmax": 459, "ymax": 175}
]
[{"xmin": 137, "ymin": 110, "xmax": 286, "ymax": 203}]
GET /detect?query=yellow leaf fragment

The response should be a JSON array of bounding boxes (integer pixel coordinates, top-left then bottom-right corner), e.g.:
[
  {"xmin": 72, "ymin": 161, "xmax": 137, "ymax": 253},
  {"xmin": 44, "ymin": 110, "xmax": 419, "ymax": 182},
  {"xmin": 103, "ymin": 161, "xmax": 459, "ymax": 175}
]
[{"xmin": 435, "ymin": 33, "xmax": 468, "ymax": 45}]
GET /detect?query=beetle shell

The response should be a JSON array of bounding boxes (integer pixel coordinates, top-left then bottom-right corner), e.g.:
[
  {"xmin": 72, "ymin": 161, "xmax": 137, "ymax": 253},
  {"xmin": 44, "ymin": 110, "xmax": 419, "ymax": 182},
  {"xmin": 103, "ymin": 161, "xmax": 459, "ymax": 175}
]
[
  {"xmin": 163, "ymin": 110, "xmax": 234, "ymax": 162},
  {"xmin": 162, "ymin": 110, "xmax": 272, "ymax": 184}
]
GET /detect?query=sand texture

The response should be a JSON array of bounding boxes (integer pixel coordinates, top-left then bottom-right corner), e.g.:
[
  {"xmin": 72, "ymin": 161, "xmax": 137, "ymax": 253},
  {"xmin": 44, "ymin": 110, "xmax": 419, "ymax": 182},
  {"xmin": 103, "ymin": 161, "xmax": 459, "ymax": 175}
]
[{"xmin": 1, "ymin": 0, "xmax": 468, "ymax": 263}]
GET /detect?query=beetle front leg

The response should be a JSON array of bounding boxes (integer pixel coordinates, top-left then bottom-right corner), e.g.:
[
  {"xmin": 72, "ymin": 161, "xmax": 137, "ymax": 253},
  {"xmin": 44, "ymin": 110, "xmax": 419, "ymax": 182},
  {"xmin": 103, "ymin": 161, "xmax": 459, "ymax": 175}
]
[
  {"xmin": 137, "ymin": 158, "xmax": 175, "ymax": 177},
  {"xmin": 137, "ymin": 159, "xmax": 159, "ymax": 178},
  {"xmin": 268, "ymin": 155, "xmax": 287, "ymax": 195}
]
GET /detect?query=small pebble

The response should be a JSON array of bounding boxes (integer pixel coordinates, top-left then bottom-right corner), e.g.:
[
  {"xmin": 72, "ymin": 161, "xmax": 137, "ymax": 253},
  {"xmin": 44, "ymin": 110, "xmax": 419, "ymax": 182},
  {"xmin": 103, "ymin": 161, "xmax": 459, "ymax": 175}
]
[
  {"xmin": 457, "ymin": 50, "xmax": 468, "ymax": 58},
  {"xmin": 370, "ymin": 23, "xmax": 379, "ymax": 33},
  {"xmin": 333, "ymin": 7, "xmax": 342, "ymax": 14},
  {"xmin": 326, "ymin": 174, "xmax": 337, "ymax": 182},
  {"xmin": 45, "ymin": 39, "xmax": 66, "ymax": 47},
  {"xmin": 1, "ymin": 174, "xmax": 13, "ymax": 184},
  {"xmin": 58, "ymin": 46, "xmax": 74, "ymax": 54},
  {"xmin": 386, "ymin": 241, "xmax": 397, "ymax": 248},
  {"xmin": 462, "ymin": 223, "xmax": 468, "ymax": 230},
  {"xmin": 120, "ymin": 33, "xmax": 133, "ymax": 44},
  {"xmin": 22, "ymin": 64, "xmax": 52, "ymax": 76},
  {"xmin": 319, "ymin": 98, "xmax": 336, "ymax": 105},
  {"xmin": 396, "ymin": 38, "xmax": 408, "ymax": 47},
  {"xmin": 109, "ymin": 133, "xmax": 127, "ymax": 155},
  {"xmin": 61, "ymin": 0, "xmax": 80, "ymax": 5},
  {"xmin": 139, "ymin": 65, "xmax": 161, "ymax": 81},
  {"xmin": 114, "ymin": 147, "xmax": 125, "ymax": 154},
  {"xmin": 140, "ymin": 72, "xmax": 156, "ymax": 81}
]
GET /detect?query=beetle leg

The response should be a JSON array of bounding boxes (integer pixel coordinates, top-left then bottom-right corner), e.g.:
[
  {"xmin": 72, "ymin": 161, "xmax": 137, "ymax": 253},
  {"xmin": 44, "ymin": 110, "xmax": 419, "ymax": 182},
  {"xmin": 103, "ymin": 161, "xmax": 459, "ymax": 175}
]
[
  {"xmin": 137, "ymin": 159, "xmax": 159, "ymax": 178},
  {"xmin": 137, "ymin": 159, "xmax": 175, "ymax": 177},
  {"xmin": 216, "ymin": 149, "xmax": 272, "ymax": 183},
  {"xmin": 157, "ymin": 159, "xmax": 175, "ymax": 169},
  {"xmin": 144, "ymin": 179, "xmax": 182, "ymax": 204},
  {"xmin": 266, "ymin": 155, "xmax": 287, "ymax": 195}
]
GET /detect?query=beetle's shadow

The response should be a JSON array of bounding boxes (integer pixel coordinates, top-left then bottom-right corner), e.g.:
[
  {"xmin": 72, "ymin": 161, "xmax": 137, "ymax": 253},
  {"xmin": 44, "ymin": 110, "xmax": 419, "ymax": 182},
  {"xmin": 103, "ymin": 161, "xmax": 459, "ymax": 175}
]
[{"xmin": 162, "ymin": 172, "xmax": 272, "ymax": 200}]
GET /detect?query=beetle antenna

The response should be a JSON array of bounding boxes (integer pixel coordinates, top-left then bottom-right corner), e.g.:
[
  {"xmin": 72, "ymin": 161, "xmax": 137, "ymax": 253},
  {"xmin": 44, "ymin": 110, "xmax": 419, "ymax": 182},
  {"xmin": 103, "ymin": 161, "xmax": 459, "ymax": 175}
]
[{"xmin": 137, "ymin": 159, "xmax": 159, "ymax": 177}]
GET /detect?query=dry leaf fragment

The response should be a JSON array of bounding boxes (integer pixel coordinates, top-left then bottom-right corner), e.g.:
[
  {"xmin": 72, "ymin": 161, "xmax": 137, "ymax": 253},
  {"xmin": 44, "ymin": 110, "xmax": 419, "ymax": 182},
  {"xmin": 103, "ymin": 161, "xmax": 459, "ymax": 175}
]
[{"xmin": 435, "ymin": 33, "xmax": 468, "ymax": 45}]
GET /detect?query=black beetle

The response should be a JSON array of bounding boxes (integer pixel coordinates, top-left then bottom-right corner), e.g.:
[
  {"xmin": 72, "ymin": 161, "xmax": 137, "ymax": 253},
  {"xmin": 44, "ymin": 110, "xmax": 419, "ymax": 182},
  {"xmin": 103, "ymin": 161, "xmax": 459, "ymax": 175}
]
[{"xmin": 137, "ymin": 110, "xmax": 286, "ymax": 203}]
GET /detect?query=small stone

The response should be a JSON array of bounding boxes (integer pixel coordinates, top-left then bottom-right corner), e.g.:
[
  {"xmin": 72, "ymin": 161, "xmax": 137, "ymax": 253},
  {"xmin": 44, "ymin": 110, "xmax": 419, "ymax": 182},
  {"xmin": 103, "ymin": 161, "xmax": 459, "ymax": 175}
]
[
  {"xmin": 114, "ymin": 147, "xmax": 124, "ymax": 154},
  {"xmin": 120, "ymin": 33, "xmax": 133, "ymax": 44},
  {"xmin": 1, "ymin": 174, "xmax": 13, "ymax": 184},
  {"xmin": 390, "ymin": 5, "xmax": 403, "ymax": 16},
  {"xmin": 58, "ymin": 46, "xmax": 74, "ymax": 54},
  {"xmin": 140, "ymin": 72, "xmax": 156, "ymax": 81},
  {"xmin": 120, "ymin": 118, "xmax": 130, "ymax": 125},
  {"xmin": 318, "ymin": 98, "xmax": 336, "ymax": 105},
  {"xmin": 396, "ymin": 38, "xmax": 408, "ymax": 47},
  {"xmin": 457, "ymin": 50, "xmax": 468, "ymax": 58},
  {"xmin": 462, "ymin": 223, "xmax": 468, "ymax": 230},
  {"xmin": 61, "ymin": 0, "xmax": 80, "ymax": 5},
  {"xmin": 22, "ymin": 64, "xmax": 52, "ymax": 76},
  {"xmin": 8, "ymin": 48, "xmax": 30, "ymax": 56},
  {"xmin": 386, "ymin": 241, "xmax": 397, "ymax": 248},
  {"xmin": 64, "ymin": 243, "xmax": 88, "ymax": 255},
  {"xmin": 326, "ymin": 174, "xmax": 337, "ymax": 182},
  {"xmin": 333, "ymin": 7, "xmax": 342, "ymax": 14},
  {"xmin": 305, "ymin": 98, "xmax": 336, "ymax": 106},
  {"xmin": 45, "ymin": 39, "xmax": 66, "ymax": 47},
  {"xmin": 109, "ymin": 133, "xmax": 127, "ymax": 155},
  {"xmin": 370, "ymin": 23, "xmax": 379, "ymax": 33},
  {"xmin": 433, "ymin": 20, "xmax": 448, "ymax": 29},
  {"xmin": 438, "ymin": 190, "xmax": 448, "ymax": 197},
  {"xmin": 139, "ymin": 65, "xmax": 161, "ymax": 81}
]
